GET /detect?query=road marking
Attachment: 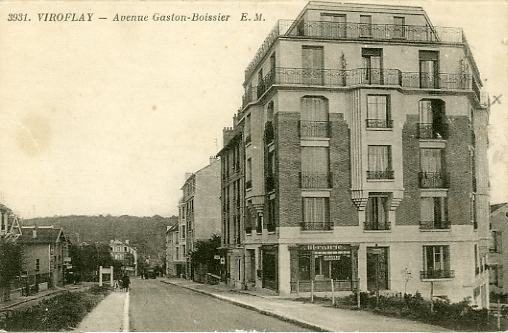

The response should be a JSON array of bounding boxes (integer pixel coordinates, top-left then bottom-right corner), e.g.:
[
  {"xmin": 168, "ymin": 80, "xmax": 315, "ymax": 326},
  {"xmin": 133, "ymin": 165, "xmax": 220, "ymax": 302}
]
[{"xmin": 123, "ymin": 292, "xmax": 130, "ymax": 332}]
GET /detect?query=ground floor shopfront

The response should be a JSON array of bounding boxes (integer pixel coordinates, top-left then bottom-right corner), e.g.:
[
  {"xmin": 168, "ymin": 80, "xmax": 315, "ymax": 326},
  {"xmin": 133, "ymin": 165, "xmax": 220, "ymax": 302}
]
[{"xmin": 231, "ymin": 240, "xmax": 489, "ymax": 308}]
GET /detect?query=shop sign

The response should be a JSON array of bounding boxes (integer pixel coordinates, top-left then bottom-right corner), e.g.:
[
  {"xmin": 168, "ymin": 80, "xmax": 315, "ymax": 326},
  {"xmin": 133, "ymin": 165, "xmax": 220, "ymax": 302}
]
[{"xmin": 298, "ymin": 244, "xmax": 350, "ymax": 252}]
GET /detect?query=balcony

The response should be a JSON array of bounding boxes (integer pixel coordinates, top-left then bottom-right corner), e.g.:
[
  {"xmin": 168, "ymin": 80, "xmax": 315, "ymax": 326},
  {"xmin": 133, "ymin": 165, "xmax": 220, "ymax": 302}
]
[
  {"xmin": 301, "ymin": 221, "xmax": 332, "ymax": 231},
  {"xmin": 364, "ymin": 221, "xmax": 391, "ymax": 231},
  {"xmin": 417, "ymin": 123, "xmax": 449, "ymax": 140},
  {"xmin": 419, "ymin": 220, "xmax": 451, "ymax": 230},
  {"xmin": 418, "ymin": 172, "xmax": 450, "ymax": 188},
  {"xmin": 251, "ymin": 67, "xmax": 471, "ymax": 102},
  {"xmin": 300, "ymin": 172, "xmax": 332, "ymax": 189},
  {"xmin": 245, "ymin": 20, "xmax": 464, "ymax": 80},
  {"xmin": 367, "ymin": 170, "xmax": 394, "ymax": 180},
  {"xmin": 366, "ymin": 119, "xmax": 393, "ymax": 129},
  {"xmin": 420, "ymin": 269, "xmax": 454, "ymax": 280},
  {"xmin": 299, "ymin": 120, "xmax": 329, "ymax": 138}
]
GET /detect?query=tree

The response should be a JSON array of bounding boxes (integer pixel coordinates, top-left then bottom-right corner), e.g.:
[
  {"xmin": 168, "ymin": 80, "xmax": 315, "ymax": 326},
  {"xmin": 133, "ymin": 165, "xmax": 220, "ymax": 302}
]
[
  {"xmin": 69, "ymin": 243, "xmax": 122, "ymax": 282},
  {"xmin": 0, "ymin": 237, "xmax": 23, "ymax": 301},
  {"xmin": 189, "ymin": 234, "xmax": 222, "ymax": 276}
]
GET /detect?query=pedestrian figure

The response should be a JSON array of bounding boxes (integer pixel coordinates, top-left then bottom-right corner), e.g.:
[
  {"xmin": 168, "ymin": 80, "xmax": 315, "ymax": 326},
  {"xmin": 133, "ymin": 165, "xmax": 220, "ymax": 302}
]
[{"xmin": 122, "ymin": 273, "xmax": 130, "ymax": 292}]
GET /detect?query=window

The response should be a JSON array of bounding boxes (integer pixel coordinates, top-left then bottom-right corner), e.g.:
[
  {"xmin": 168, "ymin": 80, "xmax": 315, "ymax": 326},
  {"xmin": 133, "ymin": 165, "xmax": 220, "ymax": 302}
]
[
  {"xmin": 362, "ymin": 48, "xmax": 383, "ymax": 84},
  {"xmin": 471, "ymin": 194, "xmax": 477, "ymax": 229},
  {"xmin": 490, "ymin": 231, "xmax": 502, "ymax": 253},
  {"xmin": 35, "ymin": 258, "xmax": 40, "ymax": 271},
  {"xmin": 367, "ymin": 145, "xmax": 393, "ymax": 179},
  {"xmin": 422, "ymin": 245, "xmax": 452, "ymax": 279},
  {"xmin": 181, "ymin": 225, "xmax": 186, "ymax": 239},
  {"xmin": 302, "ymin": 197, "xmax": 331, "ymax": 230},
  {"xmin": 365, "ymin": 194, "xmax": 390, "ymax": 230},
  {"xmin": 245, "ymin": 114, "xmax": 251, "ymax": 144},
  {"xmin": 420, "ymin": 196, "xmax": 449, "ymax": 229},
  {"xmin": 367, "ymin": 95, "xmax": 391, "ymax": 128},
  {"xmin": 246, "ymin": 158, "xmax": 252, "ymax": 189},
  {"xmin": 360, "ymin": 15, "xmax": 372, "ymax": 37},
  {"xmin": 418, "ymin": 99, "xmax": 447, "ymax": 139},
  {"xmin": 267, "ymin": 197, "xmax": 276, "ymax": 232},
  {"xmin": 420, "ymin": 149, "xmax": 447, "ymax": 188},
  {"xmin": 300, "ymin": 96, "xmax": 329, "ymax": 137},
  {"xmin": 393, "ymin": 17, "xmax": 405, "ymax": 39},
  {"xmin": 320, "ymin": 13, "xmax": 347, "ymax": 38},
  {"xmin": 302, "ymin": 46, "xmax": 324, "ymax": 85},
  {"xmin": 419, "ymin": 51, "xmax": 439, "ymax": 88},
  {"xmin": 266, "ymin": 150, "xmax": 275, "ymax": 192},
  {"xmin": 301, "ymin": 147, "xmax": 330, "ymax": 188}
]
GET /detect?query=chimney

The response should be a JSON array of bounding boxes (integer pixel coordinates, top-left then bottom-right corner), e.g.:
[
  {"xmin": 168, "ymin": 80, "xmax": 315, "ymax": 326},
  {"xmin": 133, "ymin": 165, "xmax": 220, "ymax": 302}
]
[
  {"xmin": 125, "ymin": 240, "xmax": 129, "ymax": 245},
  {"xmin": 32, "ymin": 226, "xmax": 37, "ymax": 238}
]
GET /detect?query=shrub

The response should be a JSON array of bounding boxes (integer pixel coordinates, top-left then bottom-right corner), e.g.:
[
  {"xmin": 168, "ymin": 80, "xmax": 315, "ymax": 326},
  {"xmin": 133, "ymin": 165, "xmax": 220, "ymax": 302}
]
[{"xmin": 5, "ymin": 288, "xmax": 109, "ymax": 331}]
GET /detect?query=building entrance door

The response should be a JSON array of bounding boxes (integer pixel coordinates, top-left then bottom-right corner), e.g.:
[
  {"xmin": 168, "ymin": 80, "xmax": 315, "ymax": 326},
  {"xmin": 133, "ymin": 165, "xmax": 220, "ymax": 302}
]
[{"xmin": 367, "ymin": 247, "xmax": 389, "ymax": 291}]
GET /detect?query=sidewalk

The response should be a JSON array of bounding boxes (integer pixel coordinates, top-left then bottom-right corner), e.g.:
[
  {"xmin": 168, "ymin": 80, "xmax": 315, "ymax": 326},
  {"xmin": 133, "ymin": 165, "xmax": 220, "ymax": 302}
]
[
  {"xmin": 163, "ymin": 278, "xmax": 449, "ymax": 332},
  {"xmin": 73, "ymin": 289, "xmax": 128, "ymax": 332}
]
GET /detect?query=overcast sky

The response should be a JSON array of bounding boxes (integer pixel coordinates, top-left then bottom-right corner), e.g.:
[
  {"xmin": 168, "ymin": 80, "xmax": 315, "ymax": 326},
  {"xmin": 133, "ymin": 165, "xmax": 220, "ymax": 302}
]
[{"xmin": 0, "ymin": 0, "xmax": 506, "ymax": 218}]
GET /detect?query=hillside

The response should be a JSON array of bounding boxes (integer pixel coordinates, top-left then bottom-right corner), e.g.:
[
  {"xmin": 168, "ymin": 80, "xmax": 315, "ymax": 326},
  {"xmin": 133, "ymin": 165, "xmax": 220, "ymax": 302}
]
[{"xmin": 23, "ymin": 215, "xmax": 178, "ymax": 259}]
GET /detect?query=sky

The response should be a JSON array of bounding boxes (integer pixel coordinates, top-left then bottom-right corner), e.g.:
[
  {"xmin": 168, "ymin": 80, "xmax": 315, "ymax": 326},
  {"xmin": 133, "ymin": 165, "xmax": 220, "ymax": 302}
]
[{"xmin": 0, "ymin": 0, "xmax": 506, "ymax": 218}]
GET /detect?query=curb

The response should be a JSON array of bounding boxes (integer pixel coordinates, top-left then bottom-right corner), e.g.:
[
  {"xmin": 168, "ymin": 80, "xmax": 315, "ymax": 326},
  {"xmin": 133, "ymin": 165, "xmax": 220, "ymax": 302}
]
[{"xmin": 161, "ymin": 280, "xmax": 329, "ymax": 332}]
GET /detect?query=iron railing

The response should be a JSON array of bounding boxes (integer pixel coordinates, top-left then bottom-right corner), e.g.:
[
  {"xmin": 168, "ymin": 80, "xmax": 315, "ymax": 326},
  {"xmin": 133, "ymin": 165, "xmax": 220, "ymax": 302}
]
[
  {"xmin": 419, "ymin": 220, "xmax": 451, "ymax": 230},
  {"xmin": 366, "ymin": 119, "xmax": 393, "ymax": 129},
  {"xmin": 291, "ymin": 279, "xmax": 358, "ymax": 292},
  {"xmin": 367, "ymin": 170, "xmax": 394, "ymax": 180},
  {"xmin": 417, "ymin": 123, "xmax": 449, "ymax": 140},
  {"xmin": 299, "ymin": 120, "xmax": 329, "ymax": 138},
  {"xmin": 420, "ymin": 270, "xmax": 454, "ymax": 279},
  {"xmin": 251, "ymin": 67, "xmax": 472, "ymax": 101},
  {"xmin": 301, "ymin": 221, "xmax": 333, "ymax": 231},
  {"xmin": 300, "ymin": 172, "xmax": 332, "ymax": 189},
  {"xmin": 364, "ymin": 221, "xmax": 391, "ymax": 231},
  {"xmin": 418, "ymin": 172, "xmax": 450, "ymax": 188},
  {"xmin": 245, "ymin": 20, "xmax": 464, "ymax": 80}
]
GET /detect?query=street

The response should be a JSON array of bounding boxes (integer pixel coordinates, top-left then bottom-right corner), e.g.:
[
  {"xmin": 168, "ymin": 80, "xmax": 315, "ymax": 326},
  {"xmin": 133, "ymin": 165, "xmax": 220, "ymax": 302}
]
[{"xmin": 129, "ymin": 278, "xmax": 309, "ymax": 332}]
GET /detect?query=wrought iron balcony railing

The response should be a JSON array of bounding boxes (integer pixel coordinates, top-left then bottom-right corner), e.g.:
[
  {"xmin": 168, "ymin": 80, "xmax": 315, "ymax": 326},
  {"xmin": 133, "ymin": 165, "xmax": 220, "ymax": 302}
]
[
  {"xmin": 301, "ymin": 221, "xmax": 333, "ymax": 231},
  {"xmin": 250, "ymin": 67, "xmax": 472, "ymax": 102},
  {"xmin": 367, "ymin": 170, "xmax": 394, "ymax": 180},
  {"xmin": 417, "ymin": 123, "xmax": 449, "ymax": 140},
  {"xmin": 419, "ymin": 220, "xmax": 451, "ymax": 230},
  {"xmin": 300, "ymin": 172, "xmax": 332, "ymax": 189},
  {"xmin": 245, "ymin": 20, "xmax": 464, "ymax": 80},
  {"xmin": 366, "ymin": 119, "xmax": 393, "ymax": 129},
  {"xmin": 420, "ymin": 269, "xmax": 455, "ymax": 279},
  {"xmin": 418, "ymin": 172, "xmax": 450, "ymax": 188},
  {"xmin": 364, "ymin": 221, "xmax": 391, "ymax": 231},
  {"xmin": 299, "ymin": 120, "xmax": 329, "ymax": 138}
]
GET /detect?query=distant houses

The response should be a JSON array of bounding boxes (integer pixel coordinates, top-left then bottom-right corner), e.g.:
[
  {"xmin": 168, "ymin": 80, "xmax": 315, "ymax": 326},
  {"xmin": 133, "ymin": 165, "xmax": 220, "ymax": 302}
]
[{"xmin": 109, "ymin": 238, "xmax": 138, "ymax": 277}]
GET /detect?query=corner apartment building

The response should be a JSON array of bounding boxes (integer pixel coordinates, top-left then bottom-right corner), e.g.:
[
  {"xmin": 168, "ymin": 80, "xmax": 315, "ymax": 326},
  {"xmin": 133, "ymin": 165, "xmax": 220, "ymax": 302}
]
[
  {"xmin": 224, "ymin": 1, "xmax": 490, "ymax": 307},
  {"xmin": 176, "ymin": 157, "xmax": 222, "ymax": 279},
  {"xmin": 489, "ymin": 203, "xmax": 507, "ymax": 294}
]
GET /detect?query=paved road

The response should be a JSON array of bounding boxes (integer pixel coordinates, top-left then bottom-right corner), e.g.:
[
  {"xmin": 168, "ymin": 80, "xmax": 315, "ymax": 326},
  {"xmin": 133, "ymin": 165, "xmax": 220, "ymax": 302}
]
[{"xmin": 129, "ymin": 278, "xmax": 309, "ymax": 332}]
